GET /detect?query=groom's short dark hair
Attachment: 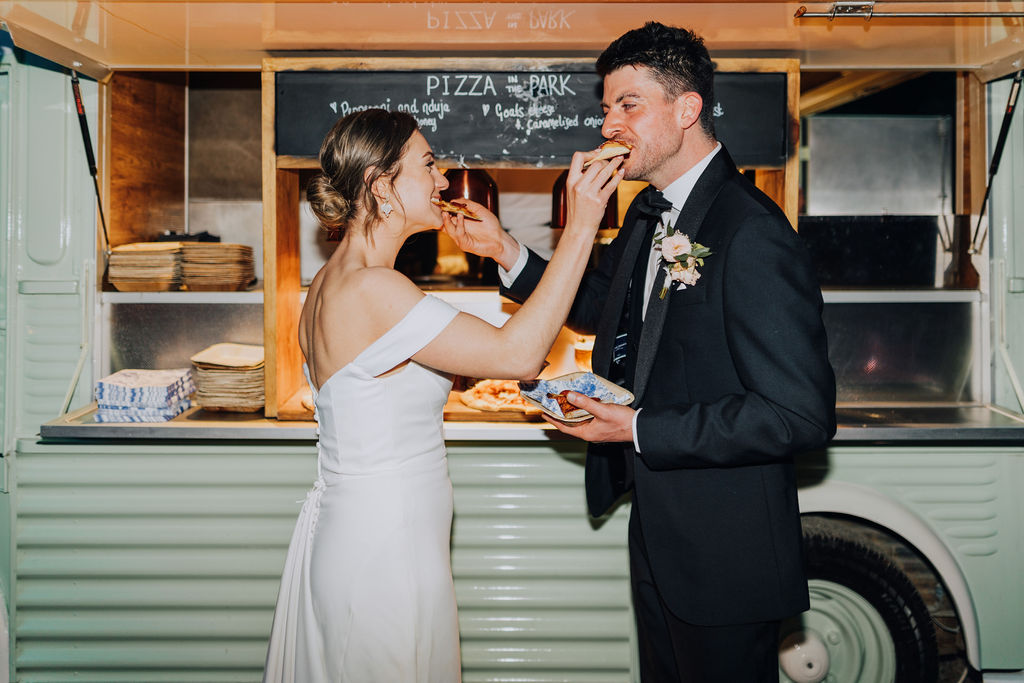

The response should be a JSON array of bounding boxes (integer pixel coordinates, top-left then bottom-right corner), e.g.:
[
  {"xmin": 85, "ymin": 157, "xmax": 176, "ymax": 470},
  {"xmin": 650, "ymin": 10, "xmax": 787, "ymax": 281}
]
[{"xmin": 596, "ymin": 21, "xmax": 716, "ymax": 137}]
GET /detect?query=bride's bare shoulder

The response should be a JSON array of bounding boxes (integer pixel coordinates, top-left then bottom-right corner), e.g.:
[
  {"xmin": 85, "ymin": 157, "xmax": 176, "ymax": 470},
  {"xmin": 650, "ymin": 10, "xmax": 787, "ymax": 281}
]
[{"xmin": 318, "ymin": 266, "xmax": 423, "ymax": 325}]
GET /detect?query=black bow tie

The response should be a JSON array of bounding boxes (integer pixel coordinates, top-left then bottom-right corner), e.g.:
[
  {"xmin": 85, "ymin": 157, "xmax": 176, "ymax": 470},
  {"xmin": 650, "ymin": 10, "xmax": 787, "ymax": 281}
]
[{"xmin": 634, "ymin": 188, "xmax": 673, "ymax": 219}]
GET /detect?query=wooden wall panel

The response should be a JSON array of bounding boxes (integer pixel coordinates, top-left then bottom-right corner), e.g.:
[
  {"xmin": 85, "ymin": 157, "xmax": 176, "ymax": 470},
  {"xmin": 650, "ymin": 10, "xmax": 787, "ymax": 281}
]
[
  {"xmin": 955, "ymin": 71, "xmax": 987, "ymax": 216},
  {"xmin": 109, "ymin": 71, "xmax": 186, "ymax": 246}
]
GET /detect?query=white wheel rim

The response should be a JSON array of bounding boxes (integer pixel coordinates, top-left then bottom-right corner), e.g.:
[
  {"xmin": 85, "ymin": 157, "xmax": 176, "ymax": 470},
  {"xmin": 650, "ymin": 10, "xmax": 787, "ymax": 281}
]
[{"xmin": 779, "ymin": 578, "xmax": 898, "ymax": 683}]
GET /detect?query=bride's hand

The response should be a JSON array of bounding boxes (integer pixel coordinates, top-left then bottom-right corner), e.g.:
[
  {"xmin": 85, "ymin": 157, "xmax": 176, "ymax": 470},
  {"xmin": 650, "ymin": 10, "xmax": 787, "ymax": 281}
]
[{"xmin": 563, "ymin": 152, "xmax": 624, "ymax": 238}]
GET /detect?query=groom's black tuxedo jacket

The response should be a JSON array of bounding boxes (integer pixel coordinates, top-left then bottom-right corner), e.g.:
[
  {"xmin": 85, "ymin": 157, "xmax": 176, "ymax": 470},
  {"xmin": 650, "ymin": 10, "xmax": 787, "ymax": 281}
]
[{"xmin": 503, "ymin": 146, "xmax": 836, "ymax": 626}]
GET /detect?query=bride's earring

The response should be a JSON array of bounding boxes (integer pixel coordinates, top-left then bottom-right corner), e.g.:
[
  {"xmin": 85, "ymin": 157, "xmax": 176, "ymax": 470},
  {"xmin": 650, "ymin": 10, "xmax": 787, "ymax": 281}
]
[{"xmin": 380, "ymin": 198, "xmax": 393, "ymax": 218}]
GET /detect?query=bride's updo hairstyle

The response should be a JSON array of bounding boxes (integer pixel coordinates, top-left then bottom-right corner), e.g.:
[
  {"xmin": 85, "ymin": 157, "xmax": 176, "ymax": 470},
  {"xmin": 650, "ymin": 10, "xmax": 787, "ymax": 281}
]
[{"xmin": 307, "ymin": 109, "xmax": 419, "ymax": 239}]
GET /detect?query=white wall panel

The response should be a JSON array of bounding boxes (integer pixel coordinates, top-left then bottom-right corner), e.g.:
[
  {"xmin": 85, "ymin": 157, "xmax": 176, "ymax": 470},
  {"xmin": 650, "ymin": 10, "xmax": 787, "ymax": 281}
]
[{"xmin": 3, "ymin": 45, "xmax": 96, "ymax": 446}]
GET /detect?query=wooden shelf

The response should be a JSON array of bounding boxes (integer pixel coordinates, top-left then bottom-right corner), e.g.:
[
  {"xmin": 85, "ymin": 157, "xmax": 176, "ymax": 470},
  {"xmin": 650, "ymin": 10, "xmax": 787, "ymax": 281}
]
[
  {"xmin": 102, "ymin": 287, "xmax": 264, "ymax": 304},
  {"xmin": 277, "ymin": 386, "xmax": 313, "ymax": 422},
  {"xmin": 276, "ymin": 155, "xmax": 319, "ymax": 169}
]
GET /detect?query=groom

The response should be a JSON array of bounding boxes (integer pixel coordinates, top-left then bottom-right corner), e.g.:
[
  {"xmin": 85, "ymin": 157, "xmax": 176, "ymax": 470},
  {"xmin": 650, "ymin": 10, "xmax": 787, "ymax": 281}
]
[{"xmin": 473, "ymin": 22, "xmax": 836, "ymax": 682}]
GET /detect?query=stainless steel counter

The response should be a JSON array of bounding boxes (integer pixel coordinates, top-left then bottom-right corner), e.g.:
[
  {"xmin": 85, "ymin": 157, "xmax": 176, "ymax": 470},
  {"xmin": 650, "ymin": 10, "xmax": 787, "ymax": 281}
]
[
  {"xmin": 832, "ymin": 404, "xmax": 1024, "ymax": 442},
  {"xmin": 38, "ymin": 402, "xmax": 1024, "ymax": 443}
]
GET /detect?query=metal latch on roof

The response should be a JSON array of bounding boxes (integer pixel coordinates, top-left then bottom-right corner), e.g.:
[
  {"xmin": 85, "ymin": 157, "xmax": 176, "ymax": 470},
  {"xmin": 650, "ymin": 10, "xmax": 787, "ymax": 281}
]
[{"xmin": 795, "ymin": 0, "xmax": 1024, "ymax": 20}]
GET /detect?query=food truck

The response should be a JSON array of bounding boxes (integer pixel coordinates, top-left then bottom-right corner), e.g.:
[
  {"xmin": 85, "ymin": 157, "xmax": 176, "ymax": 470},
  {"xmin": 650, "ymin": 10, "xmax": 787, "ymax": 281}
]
[{"xmin": 1, "ymin": 1, "xmax": 1023, "ymax": 681}]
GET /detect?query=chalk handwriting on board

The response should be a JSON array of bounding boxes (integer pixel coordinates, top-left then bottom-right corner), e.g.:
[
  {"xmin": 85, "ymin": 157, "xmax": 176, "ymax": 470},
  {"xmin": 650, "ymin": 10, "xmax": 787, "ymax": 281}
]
[
  {"xmin": 276, "ymin": 69, "xmax": 787, "ymax": 166},
  {"xmin": 426, "ymin": 75, "xmax": 498, "ymax": 96}
]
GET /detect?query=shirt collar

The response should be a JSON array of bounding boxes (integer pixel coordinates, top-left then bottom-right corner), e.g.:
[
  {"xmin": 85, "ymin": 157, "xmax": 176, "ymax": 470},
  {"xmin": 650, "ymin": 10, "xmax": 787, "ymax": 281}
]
[{"xmin": 659, "ymin": 142, "xmax": 722, "ymax": 215}]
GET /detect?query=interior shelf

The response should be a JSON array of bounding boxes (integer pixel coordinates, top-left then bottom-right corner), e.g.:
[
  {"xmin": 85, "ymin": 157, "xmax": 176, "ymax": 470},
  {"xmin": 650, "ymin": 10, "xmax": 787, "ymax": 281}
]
[{"xmin": 101, "ymin": 286, "xmax": 264, "ymax": 304}]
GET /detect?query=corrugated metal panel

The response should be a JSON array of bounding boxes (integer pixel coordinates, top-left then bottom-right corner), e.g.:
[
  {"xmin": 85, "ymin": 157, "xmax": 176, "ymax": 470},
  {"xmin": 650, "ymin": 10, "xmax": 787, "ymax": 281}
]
[
  {"xmin": 14, "ymin": 295, "xmax": 88, "ymax": 437},
  {"xmin": 12, "ymin": 439, "xmax": 635, "ymax": 682},
  {"xmin": 449, "ymin": 444, "xmax": 633, "ymax": 682},
  {"xmin": 12, "ymin": 441, "xmax": 315, "ymax": 682}
]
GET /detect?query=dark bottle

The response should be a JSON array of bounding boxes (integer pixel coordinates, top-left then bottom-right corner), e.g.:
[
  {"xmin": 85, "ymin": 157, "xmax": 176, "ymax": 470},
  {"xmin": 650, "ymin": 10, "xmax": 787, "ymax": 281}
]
[{"xmin": 441, "ymin": 169, "xmax": 501, "ymax": 285}]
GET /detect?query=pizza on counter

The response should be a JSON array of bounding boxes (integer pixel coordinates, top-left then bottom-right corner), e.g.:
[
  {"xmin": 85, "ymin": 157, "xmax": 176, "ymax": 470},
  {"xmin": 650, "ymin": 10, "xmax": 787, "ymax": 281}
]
[{"xmin": 460, "ymin": 379, "xmax": 542, "ymax": 414}]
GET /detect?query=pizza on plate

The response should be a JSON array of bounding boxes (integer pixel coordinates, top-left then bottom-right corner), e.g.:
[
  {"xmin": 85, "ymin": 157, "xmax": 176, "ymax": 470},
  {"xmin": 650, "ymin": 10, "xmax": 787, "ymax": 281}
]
[
  {"xmin": 547, "ymin": 389, "xmax": 602, "ymax": 420},
  {"xmin": 460, "ymin": 379, "xmax": 541, "ymax": 414}
]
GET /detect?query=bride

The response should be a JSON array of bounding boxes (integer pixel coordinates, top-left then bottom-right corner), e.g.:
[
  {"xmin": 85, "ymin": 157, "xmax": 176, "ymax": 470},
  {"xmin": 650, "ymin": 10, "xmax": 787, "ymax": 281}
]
[{"xmin": 262, "ymin": 108, "xmax": 623, "ymax": 682}]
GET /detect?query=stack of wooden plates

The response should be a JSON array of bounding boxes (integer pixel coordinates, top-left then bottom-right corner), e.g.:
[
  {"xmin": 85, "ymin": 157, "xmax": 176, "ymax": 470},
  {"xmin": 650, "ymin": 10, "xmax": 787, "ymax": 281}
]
[
  {"xmin": 189, "ymin": 343, "xmax": 265, "ymax": 412},
  {"xmin": 181, "ymin": 243, "xmax": 256, "ymax": 291},
  {"xmin": 108, "ymin": 242, "xmax": 183, "ymax": 291}
]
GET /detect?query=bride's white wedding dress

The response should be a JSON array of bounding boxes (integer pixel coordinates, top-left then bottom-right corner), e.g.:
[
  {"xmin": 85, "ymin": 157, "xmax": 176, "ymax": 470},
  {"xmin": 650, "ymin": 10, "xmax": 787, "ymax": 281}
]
[{"xmin": 264, "ymin": 294, "xmax": 462, "ymax": 683}]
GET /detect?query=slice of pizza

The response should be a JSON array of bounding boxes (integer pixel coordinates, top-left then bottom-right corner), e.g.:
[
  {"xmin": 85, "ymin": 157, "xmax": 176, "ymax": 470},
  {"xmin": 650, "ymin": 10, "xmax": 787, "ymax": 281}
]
[
  {"xmin": 547, "ymin": 389, "xmax": 601, "ymax": 419},
  {"xmin": 432, "ymin": 197, "xmax": 481, "ymax": 221},
  {"xmin": 582, "ymin": 140, "xmax": 633, "ymax": 169}
]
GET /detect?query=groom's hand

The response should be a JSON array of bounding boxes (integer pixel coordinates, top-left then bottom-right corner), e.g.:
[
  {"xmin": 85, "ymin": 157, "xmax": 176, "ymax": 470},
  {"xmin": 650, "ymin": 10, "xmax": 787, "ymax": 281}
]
[
  {"xmin": 542, "ymin": 392, "xmax": 635, "ymax": 443},
  {"xmin": 441, "ymin": 201, "xmax": 521, "ymax": 271}
]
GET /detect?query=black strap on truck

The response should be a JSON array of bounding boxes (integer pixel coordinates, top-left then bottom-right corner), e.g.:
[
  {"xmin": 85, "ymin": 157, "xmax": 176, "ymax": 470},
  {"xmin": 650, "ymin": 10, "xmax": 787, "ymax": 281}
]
[
  {"xmin": 70, "ymin": 69, "xmax": 112, "ymax": 260},
  {"xmin": 971, "ymin": 69, "xmax": 1023, "ymax": 253}
]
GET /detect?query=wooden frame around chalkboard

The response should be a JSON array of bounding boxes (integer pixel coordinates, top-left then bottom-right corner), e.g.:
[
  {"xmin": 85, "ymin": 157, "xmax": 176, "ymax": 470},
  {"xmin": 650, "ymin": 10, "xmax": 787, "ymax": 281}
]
[{"xmin": 261, "ymin": 56, "xmax": 799, "ymax": 419}]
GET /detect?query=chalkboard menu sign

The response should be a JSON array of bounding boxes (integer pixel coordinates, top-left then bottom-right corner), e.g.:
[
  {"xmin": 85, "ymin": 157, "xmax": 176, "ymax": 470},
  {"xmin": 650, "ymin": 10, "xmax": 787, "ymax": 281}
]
[{"xmin": 275, "ymin": 68, "xmax": 788, "ymax": 167}]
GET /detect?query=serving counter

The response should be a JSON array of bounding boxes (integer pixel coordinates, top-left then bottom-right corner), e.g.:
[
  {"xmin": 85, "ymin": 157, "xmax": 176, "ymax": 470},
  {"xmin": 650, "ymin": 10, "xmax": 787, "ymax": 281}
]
[
  {"xmin": 17, "ymin": 403, "xmax": 1024, "ymax": 682},
  {"xmin": 38, "ymin": 400, "xmax": 1024, "ymax": 442}
]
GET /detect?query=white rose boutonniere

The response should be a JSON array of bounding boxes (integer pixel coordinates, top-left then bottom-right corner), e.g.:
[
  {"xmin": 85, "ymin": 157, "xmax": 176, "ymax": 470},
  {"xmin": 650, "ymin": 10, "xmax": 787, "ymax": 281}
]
[{"xmin": 655, "ymin": 224, "xmax": 712, "ymax": 299}]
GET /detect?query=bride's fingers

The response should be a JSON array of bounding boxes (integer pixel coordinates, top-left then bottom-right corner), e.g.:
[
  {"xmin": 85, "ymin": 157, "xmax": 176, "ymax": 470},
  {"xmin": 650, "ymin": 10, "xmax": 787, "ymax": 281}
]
[
  {"xmin": 576, "ymin": 155, "xmax": 623, "ymax": 194},
  {"xmin": 572, "ymin": 161, "xmax": 622, "ymax": 208},
  {"xmin": 569, "ymin": 150, "xmax": 586, "ymax": 174}
]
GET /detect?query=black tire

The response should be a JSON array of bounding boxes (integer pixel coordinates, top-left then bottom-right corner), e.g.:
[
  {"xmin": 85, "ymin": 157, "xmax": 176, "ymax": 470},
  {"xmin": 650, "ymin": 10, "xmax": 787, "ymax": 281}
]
[{"xmin": 798, "ymin": 517, "xmax": 939, "ymax": 683}]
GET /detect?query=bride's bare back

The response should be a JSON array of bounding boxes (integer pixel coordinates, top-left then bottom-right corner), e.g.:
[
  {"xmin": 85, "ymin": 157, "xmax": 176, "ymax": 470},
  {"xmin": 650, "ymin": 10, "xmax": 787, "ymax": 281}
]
[{"xmin": 299, "ymin": 248, "xmax": 412, "ymax": 390}]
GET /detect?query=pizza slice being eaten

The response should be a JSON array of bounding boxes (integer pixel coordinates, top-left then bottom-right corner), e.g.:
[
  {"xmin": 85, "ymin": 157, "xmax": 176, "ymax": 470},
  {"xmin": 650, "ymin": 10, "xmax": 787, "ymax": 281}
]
[
  {"xmin": 432, "ymin": 197, "xmax": 481, "ymax": 221},
  {"xmin": 582, "ymin": 140, "xmax": 633, "ymax": 169}
]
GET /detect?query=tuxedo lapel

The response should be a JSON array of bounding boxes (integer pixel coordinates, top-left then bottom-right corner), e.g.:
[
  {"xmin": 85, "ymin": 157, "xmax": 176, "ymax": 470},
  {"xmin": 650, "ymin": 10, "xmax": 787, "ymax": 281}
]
[{"xmin": 632, "ymin": 149, "xmax": 737, "ymax": 403}]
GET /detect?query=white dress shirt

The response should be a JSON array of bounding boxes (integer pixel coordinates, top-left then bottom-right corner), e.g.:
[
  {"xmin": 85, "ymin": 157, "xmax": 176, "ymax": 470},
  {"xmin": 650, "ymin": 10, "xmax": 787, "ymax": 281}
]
[{"xmin": 640, "ymin": 143, "xmax": 721, "ymax": 319}]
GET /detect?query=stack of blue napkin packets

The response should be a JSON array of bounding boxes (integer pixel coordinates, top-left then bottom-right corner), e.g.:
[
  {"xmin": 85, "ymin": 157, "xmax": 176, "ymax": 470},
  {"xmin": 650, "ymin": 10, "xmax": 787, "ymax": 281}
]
[{"xmin": 94, "ymin": 369, "xmax": 196, "ymax": 423}]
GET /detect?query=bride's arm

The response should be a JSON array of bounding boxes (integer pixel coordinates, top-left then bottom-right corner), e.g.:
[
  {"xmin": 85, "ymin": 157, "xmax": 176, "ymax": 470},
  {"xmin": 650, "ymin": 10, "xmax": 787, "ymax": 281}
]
[{"xmin": 412, "ymin": 153, "xmax": 623, "ymax": 379}]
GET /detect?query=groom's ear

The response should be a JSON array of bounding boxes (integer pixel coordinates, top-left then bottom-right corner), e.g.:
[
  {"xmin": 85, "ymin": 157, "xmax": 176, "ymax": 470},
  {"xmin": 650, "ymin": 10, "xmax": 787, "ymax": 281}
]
[{"xmin": 676, "ymin": 92, "xmax": 703, "ymax": 131}]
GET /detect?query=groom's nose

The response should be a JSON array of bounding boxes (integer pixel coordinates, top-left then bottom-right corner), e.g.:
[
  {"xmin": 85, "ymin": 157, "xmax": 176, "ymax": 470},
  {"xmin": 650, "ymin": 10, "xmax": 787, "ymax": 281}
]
[{"xmin": 601, "ymin": 112, "xmax": 622, "ymax": 141}]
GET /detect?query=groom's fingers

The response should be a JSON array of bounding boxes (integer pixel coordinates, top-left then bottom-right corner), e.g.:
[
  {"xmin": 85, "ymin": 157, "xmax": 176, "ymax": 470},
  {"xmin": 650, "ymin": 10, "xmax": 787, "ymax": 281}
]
[
  {"xmin": 543, "ymin": 396, "xmax": 635, "ymax": 443},
  {"xmin": 563, "ymin": 392, "xmax": 607, "ymax": 415}
]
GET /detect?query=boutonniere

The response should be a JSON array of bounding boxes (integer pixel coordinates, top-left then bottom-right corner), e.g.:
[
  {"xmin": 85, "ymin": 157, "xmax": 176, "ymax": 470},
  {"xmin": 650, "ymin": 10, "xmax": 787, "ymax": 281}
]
[{"xmin": 655, "ymin": 223, "xmax": 712, "ymax": 299}]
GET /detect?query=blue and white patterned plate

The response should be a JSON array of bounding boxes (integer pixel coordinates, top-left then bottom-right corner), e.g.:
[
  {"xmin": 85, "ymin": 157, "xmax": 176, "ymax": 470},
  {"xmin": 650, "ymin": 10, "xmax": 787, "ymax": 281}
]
[{"xmin": 519, "ymin": 372, "xmax": 634, "ymax": 422}]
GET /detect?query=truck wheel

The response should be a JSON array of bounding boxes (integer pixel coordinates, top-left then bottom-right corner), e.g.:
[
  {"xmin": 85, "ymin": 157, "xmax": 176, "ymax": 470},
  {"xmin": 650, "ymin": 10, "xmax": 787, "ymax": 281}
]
[{"xmin": 778, "ymin": 519, "xmax": 939, "ymax": 683}]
